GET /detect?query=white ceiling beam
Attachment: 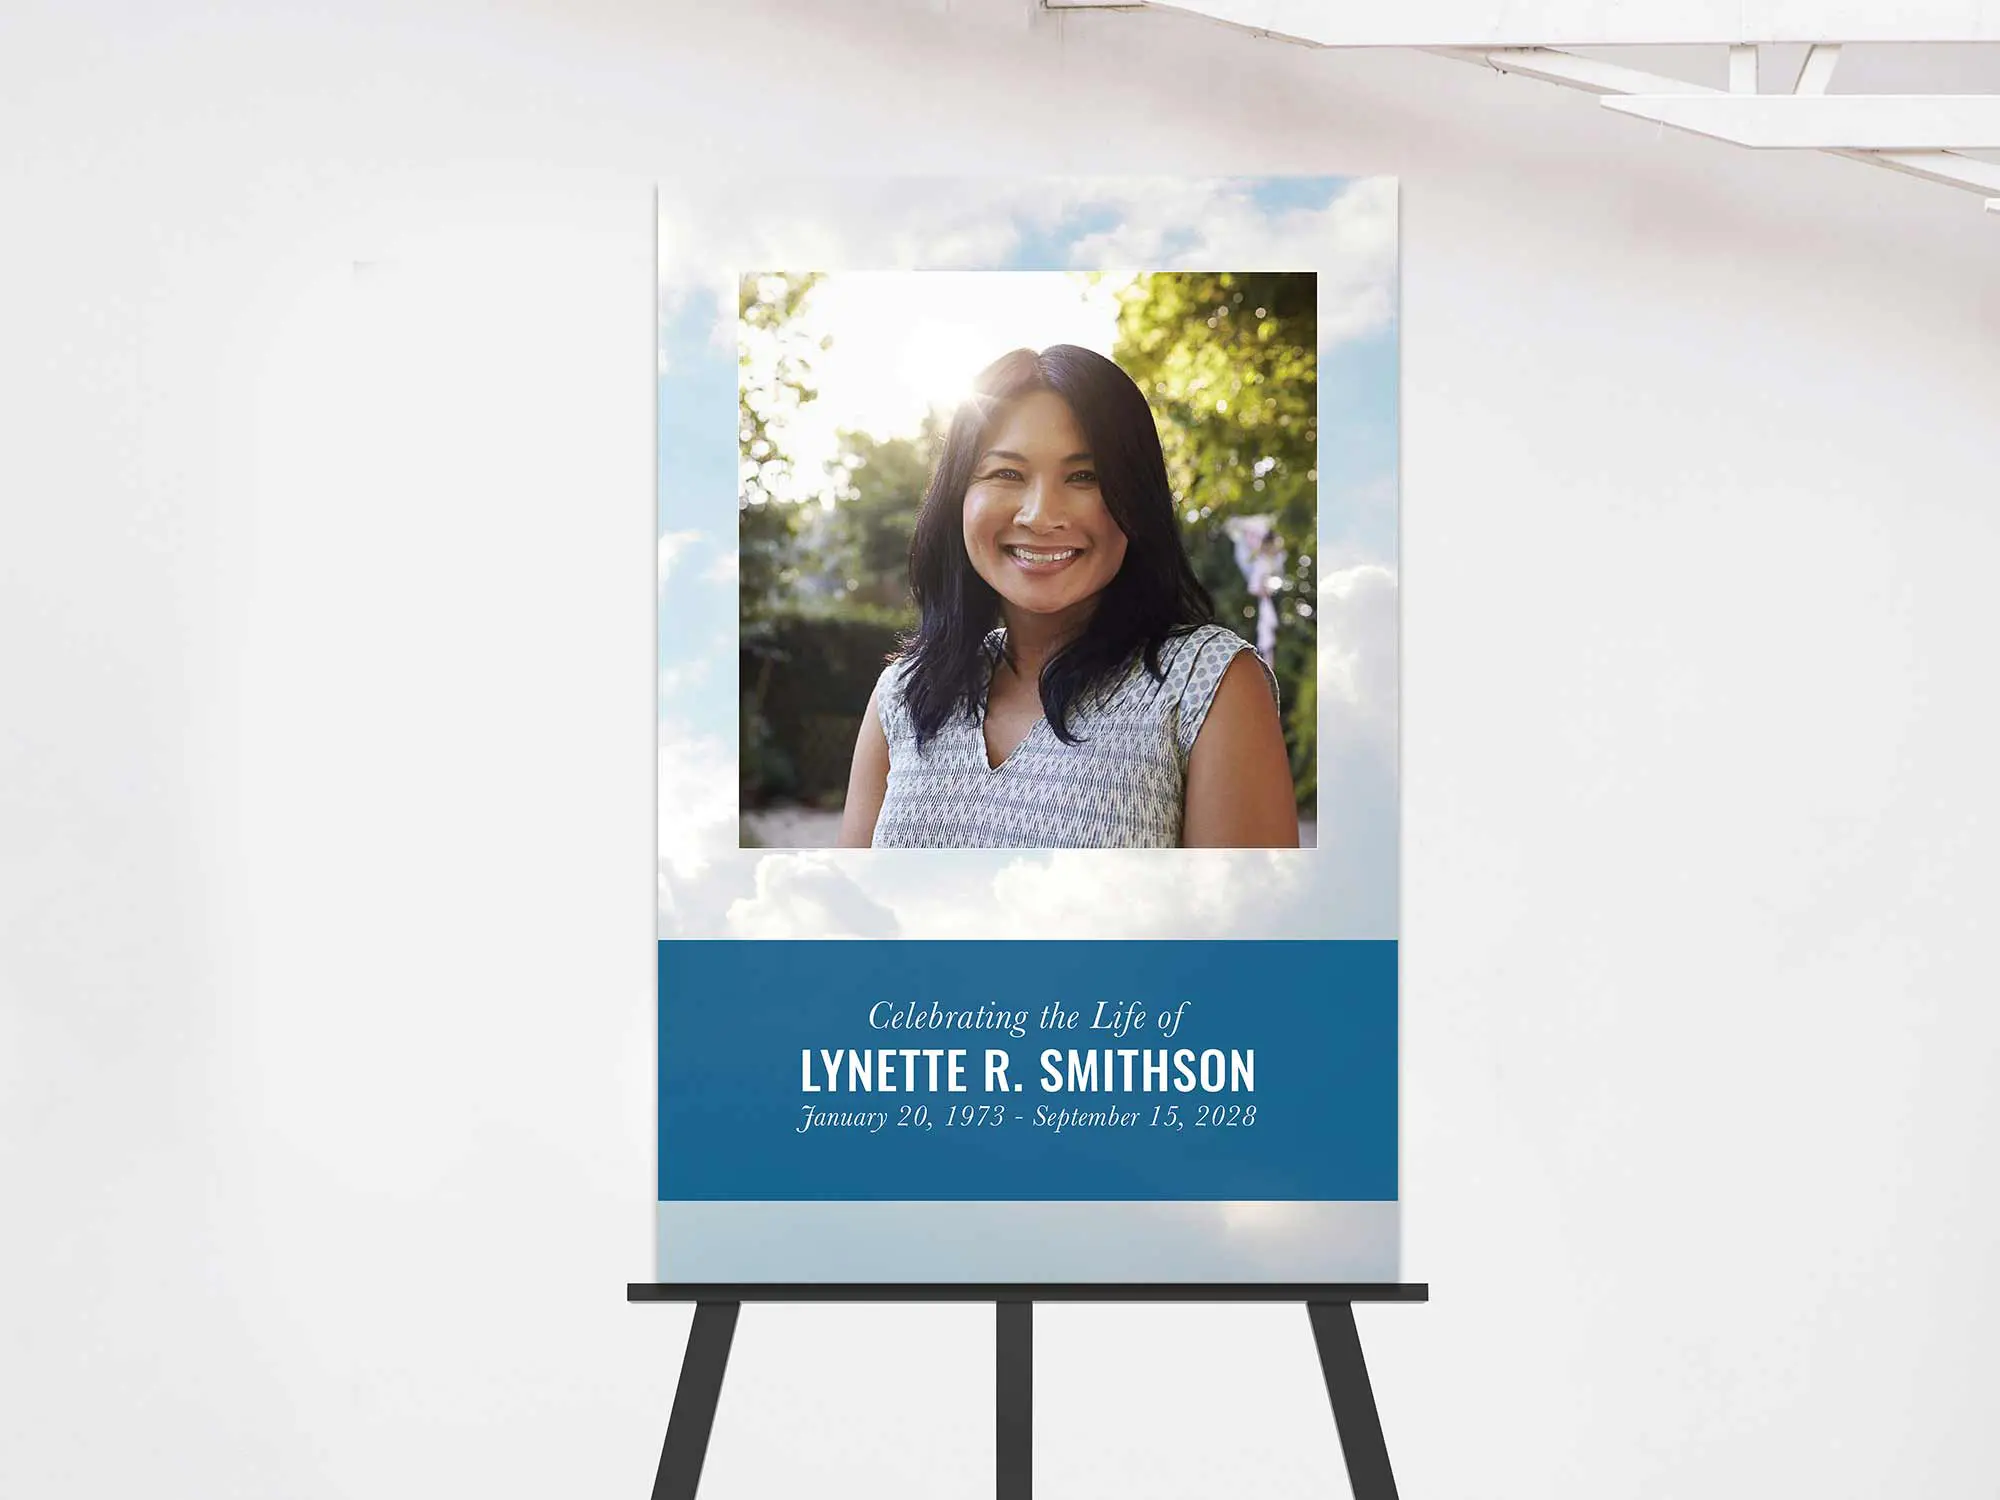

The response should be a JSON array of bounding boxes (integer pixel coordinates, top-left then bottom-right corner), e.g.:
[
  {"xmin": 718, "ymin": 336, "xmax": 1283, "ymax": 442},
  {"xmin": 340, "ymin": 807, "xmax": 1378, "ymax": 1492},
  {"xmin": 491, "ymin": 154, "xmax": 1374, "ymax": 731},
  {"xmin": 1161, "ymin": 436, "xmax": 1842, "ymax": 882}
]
[
  {"xmin": 1729, "ymin": 44, "xmax": 1761, "ymax": 94},
  {"xmin": 1854, "ymin": 149, "xmax": 2000, "ymax": 194},
  {"xmin": 1453, "ymin": 47, "xmax": 1715, "ymax": 96},
  {"xmin": 1041, "ymin": 6, "xmax": 2000, "ymax": 209},
  {"xmin": 1603, "ymin": 95, "xmax": 2000, "ymax": 149},
  {"xmin": 1043, "ymin": 0, "xmax": 2000, "ymax": 46},
  {"xmin": 1447, "ymin": 46, "xmax": 2000, "ymax": 201},
  {"xmin": 1793, "ymin": 43, "xmax": 1843, "ymax": 95}
]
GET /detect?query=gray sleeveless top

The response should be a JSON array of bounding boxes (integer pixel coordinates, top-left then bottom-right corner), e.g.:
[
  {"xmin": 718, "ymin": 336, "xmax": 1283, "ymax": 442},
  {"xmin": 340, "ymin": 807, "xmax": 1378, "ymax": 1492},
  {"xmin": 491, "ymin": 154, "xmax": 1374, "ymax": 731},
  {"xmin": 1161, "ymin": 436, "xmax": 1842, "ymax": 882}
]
[{"xmin": 870, "ymin": 623, "xmax": 1277, "ymax": 849}]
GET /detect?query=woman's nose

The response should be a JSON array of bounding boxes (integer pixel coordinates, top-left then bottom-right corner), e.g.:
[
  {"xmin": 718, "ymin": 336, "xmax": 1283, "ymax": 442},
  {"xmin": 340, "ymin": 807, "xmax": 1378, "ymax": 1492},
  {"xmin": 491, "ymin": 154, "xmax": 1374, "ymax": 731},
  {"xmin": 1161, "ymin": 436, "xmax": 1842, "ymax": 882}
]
[{"xmin": 1014, "ymin": 477, "xmax": 1065, "ymax": 531}]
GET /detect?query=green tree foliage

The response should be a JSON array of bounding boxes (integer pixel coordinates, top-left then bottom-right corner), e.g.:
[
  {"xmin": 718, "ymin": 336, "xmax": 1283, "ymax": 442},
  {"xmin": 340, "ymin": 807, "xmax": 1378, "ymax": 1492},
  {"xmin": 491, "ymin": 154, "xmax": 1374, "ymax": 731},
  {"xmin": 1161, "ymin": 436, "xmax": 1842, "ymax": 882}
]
[
  {"xmin": 738, "ymin": 271, "xmax": 823, "ymax": 803},
  {"xmin": 1112, "ymin": 271, "xmax": 1319, "ymax": 810},
  {"xmin": 824, "ymin": 415, "xmax": 939, "ymax": 620},
  {"xmin": 738, "ymin": 271, "xmax": 824, "ymax": 619}
]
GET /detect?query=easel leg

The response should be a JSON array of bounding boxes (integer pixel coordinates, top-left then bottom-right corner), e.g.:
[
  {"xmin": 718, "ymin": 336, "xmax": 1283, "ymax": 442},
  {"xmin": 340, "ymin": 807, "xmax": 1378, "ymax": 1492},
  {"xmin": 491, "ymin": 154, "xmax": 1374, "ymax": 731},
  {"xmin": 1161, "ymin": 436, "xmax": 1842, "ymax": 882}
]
[
  {"xmin": 1308, "ymin": 1301, "xmax": 1399, "ymax": 1500},
  {"xmin": 652, "ymin": 1300, "xmax": 739, "ymax": 1500},
  {"xmin": 997, "ymin": 1299, "xmax": 1032, "ymax": 1500}
]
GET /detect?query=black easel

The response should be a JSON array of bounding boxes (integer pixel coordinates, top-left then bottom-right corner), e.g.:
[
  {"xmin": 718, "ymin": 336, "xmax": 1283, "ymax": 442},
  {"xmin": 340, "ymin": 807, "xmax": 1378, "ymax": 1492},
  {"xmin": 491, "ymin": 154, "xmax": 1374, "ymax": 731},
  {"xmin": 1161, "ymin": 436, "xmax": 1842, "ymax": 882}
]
[
  {"xmin": 633, "ymin": 1283, "xmax": 1426, "ymax": 1498},
  {"xmin": 648, "ymin": 1301, "xmax": 738, "ymax": 1500}
]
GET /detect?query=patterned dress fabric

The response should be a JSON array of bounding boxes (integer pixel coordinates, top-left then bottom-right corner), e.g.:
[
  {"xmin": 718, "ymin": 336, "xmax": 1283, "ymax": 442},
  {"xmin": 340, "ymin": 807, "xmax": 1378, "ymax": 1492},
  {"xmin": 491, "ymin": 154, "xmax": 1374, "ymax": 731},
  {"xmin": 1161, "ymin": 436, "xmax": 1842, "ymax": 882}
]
[{"xmin": 871, "ymin": 623, "xmax": 1277, "ymax": 849}]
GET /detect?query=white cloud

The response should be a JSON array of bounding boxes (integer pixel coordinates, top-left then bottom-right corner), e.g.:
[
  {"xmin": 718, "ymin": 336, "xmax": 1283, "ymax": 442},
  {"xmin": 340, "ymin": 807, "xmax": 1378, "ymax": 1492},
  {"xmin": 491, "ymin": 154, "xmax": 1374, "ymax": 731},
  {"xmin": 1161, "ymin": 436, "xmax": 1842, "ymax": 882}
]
[
  {"xmin": 657, "ymin": 659, "xmax": 712, "ymax": 701},
  {"xmin": 657, "ymin": 529, "xmax": 702, "ymax": 587},
  {"xmin": 1307, "ymin": 562, "xmax": 1400, "ymax": 930},
  {"xmin": 1066, "ymin": 177, "xmax": 1397, "ymax": 347},
  {"xmin": 703, "ymin": 550, "xmax": 739, "ymax": 585},
  {"xmin": 857, "ymin": 849, "xmax": 1308, "ymax": 940},
  {"xmin": 1318, "ymin": 562, "xmax": 1398, "ymax": 762},
  {"xmin": 660, "ymin": 178, "xmax": 1039, "ymax": 279},
  {"xmin": 725, "ymin": 852, "xmax": 900, "ymax": 939},
  {"xmin": 663, "ymin": 837, "xmax": 1388, "ymax": 941},
  {"xmin": 989, "ymin": 849, "xmax": 1304, "ymax": 938},
  {"xmin": 657, "ymin": 176, "xmax": 1395, "ymax": 349},
  {"xmin": 654, "ymin": 268, "xmax": 737, "ymax": 386},
  {"xmin": 657, "ymin": 724, "xmax": 737, "ymax": 882},
  {"xmin": 707, "ymin": 284, "xmax": 737, "ymax": 354}
]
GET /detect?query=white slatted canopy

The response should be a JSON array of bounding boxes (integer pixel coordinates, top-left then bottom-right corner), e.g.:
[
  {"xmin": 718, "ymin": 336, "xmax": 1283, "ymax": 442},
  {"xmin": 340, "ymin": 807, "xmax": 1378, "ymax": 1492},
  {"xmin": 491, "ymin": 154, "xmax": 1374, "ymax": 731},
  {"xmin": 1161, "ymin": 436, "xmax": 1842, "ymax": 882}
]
[
  {"xmin": 1042, "ymin": 0, "xmax": 2000, "ymax": 46},
  {"xmin": 1602, "ymin": 95, "xmax": 2000, "ymax": 150},
  {"xmin": 1041, "ymin": 1, "xmax": 2000, "ymax": 213}
]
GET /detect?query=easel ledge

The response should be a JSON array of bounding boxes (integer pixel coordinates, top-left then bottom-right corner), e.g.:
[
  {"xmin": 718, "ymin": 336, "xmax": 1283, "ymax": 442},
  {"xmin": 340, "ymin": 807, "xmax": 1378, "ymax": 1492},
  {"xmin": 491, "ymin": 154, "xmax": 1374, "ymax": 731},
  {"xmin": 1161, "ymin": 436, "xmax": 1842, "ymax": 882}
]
[
  {"xmin": 632, "ymin": 1282, "xmax": 1426, "ymax": 1300},
  {"xmin": 631, "ymin": 1282, "xmax": 1427, "ymax": 1498}
]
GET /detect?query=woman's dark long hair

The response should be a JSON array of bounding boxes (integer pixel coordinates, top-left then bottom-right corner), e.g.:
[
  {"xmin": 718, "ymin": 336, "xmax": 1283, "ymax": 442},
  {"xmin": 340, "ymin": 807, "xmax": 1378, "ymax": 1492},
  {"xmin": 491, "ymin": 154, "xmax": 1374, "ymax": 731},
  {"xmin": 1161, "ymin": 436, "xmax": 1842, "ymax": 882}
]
[{"xmin": 899, "ymin": 345, "xmax": 1214, "ymax": 747}]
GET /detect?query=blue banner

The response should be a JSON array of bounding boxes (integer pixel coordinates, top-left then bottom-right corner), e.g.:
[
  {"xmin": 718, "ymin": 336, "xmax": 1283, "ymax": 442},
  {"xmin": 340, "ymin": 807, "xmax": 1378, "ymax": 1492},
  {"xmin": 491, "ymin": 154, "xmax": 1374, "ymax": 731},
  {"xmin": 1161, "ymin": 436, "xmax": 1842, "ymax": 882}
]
[{"xmin": 659, "ymin": 939, "xmax": 1396, "ymax": 1202}]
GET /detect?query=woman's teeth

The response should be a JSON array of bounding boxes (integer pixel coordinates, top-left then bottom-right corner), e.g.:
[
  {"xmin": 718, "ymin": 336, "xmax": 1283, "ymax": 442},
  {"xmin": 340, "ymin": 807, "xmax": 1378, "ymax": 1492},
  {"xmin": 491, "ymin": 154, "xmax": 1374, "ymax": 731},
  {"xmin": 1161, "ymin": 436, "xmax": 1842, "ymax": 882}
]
[{"xmin": 1006, "ymin": 546, "xmax": 1079, "ymax": 563}]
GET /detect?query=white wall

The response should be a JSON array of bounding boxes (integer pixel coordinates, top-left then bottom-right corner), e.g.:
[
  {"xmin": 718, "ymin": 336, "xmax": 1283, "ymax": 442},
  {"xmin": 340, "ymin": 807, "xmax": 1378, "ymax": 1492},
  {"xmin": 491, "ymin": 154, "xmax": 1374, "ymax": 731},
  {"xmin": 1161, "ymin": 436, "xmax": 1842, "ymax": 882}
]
[{"xmin": 3, "ymin": 2, "xmax": 1997, "ymax": 1495}]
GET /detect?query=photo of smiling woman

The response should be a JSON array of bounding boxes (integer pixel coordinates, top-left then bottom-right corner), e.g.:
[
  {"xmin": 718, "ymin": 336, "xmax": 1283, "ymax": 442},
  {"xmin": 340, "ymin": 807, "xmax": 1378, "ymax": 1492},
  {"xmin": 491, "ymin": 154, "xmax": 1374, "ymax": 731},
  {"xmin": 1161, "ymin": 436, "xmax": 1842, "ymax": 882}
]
[{"xmin": 838, "ymin": 346, "xmax": 1299, "ymax": 850}]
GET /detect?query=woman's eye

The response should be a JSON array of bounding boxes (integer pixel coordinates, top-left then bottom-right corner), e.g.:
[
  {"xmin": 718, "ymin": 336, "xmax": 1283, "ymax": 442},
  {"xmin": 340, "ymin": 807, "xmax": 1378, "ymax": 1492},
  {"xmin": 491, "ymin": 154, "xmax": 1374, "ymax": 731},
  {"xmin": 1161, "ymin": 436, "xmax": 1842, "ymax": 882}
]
[
  {"xmin": 1068, "ymin": 470, "xmax": 1098, "ymax": 485},
  {"xmin": 982, "ymin": 467, "xmax": 1024, "ymax": 482}
]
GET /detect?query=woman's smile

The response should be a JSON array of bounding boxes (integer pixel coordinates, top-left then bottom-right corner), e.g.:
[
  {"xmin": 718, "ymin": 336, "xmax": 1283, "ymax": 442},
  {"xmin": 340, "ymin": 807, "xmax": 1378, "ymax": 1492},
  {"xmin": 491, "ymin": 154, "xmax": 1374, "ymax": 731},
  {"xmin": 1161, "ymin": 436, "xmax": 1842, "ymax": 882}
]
[{"xmin": 1003, "ymin": 542, "xmax": 1086, "ymax": 573}]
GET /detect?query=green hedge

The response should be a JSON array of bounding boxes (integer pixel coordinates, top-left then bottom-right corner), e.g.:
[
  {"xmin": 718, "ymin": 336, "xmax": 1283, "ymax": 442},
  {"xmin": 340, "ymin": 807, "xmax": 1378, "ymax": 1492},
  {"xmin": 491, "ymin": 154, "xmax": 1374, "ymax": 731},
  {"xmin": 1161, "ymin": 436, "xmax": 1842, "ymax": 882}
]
[{"xmin": 742, "ymin": 610, "xmax": 907, "ymax": 808}]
